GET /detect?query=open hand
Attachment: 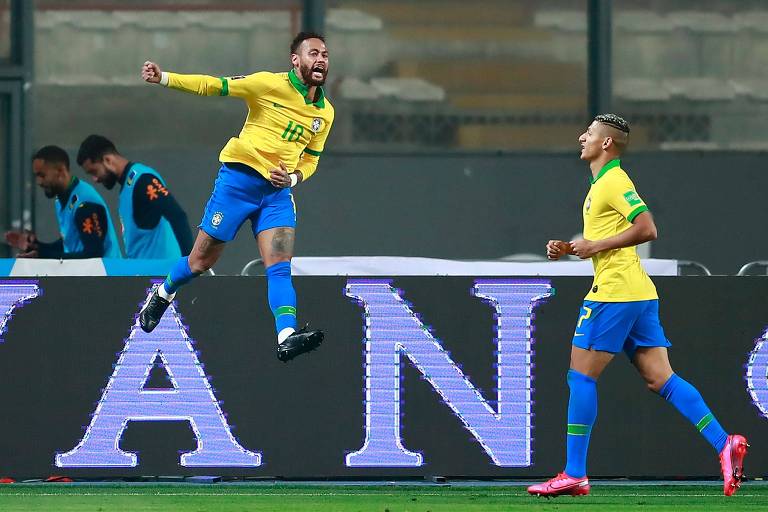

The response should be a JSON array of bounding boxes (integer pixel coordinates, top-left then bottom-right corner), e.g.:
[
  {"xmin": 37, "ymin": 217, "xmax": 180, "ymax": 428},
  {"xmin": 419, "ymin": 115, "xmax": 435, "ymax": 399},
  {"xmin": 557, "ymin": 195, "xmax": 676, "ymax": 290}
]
[{"xmin": 4, "ymin": 230, "xmax": 37, "ymax": 251}]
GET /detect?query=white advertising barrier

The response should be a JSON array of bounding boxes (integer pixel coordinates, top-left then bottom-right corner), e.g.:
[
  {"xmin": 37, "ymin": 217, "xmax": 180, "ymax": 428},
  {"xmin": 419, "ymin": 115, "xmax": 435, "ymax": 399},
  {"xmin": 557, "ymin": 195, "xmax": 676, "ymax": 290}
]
[
  {"xmin": 1, "ymin": 258, "xmax": 177, "ymax": 277},
  {"xmin": 290, "ymin": 256, "xmax": 680, "ymax": 276},
  {"xmin": 0, "ymin": 257, "xmax": 680, "ymax": 277}
]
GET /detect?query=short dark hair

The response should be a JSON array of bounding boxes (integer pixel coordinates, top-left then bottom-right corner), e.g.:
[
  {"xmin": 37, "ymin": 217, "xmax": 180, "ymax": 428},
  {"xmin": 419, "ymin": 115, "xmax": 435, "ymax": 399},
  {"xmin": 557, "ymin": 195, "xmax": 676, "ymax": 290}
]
[
  {"xmin": 32, "ymin": 145, "xmax": 70, "ymax": 169},
  {"xmin": 290, "ymin": 31, "xmax": 325, "ymax": 54},
  {"xmin": 76, "ymin": 134, "xmax": 118, "ymax": 166},
  {"xmin": 594, "ymin": 113, "xmax": 630, "ymax": 134}
]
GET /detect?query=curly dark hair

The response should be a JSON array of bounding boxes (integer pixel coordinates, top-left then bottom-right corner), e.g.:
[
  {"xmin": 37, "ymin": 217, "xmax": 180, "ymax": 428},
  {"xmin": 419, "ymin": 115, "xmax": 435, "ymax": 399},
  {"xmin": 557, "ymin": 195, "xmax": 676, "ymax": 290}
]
[
  {"xmin": 594, "ymin": 113, "xmax": 630, "ymax": 134},
  {"xmin": 290, "ymin": 31, "xmax": 325, "ymax": 54}
]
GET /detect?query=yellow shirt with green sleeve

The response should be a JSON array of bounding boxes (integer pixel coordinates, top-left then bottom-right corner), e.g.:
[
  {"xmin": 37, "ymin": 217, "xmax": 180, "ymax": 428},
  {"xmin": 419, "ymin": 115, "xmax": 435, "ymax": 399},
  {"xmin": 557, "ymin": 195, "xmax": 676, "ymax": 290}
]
[
  {"xmin": 583, "ymin": 159, "xmax": 658, "ymax": 302},
  {"xmin": 165, "ymin": 69, "xmax": 334, "ymax": 181}
]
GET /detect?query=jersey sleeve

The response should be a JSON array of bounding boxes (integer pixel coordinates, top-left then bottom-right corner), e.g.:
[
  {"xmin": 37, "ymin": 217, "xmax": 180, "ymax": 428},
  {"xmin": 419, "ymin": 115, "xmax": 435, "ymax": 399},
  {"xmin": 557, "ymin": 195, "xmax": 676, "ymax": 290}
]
[
  {"xmin": 296, "ymin": 108, "xmax": 334, "ymax": 181},
  {"xmin": 73, "ymin": 202, "xmax": 109, "ymax": 258},
  {"xmin": 606, "ymin": 177, "xmax": 649, "ymax": 223},
  {"xmin": 166, "ymin": 71, "xmax": 275, "ymax": 99}
]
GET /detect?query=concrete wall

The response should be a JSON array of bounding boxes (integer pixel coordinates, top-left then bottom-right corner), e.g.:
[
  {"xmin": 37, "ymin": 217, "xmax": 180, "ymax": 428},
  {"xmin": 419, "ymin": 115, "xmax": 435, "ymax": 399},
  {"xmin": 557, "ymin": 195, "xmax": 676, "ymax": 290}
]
[{"xmin": 31, "ymin": 150, "xmax": 768, "ymax": 275}]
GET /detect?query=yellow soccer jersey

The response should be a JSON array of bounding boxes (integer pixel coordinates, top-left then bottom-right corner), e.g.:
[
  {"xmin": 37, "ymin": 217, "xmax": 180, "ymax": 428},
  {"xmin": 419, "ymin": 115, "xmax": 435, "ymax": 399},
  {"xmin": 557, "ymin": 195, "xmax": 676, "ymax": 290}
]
[
  {"xmin": 582, "ymin": 159, "xmax": 658, "ymax": 302},
  {"xmin": 165, "ymin": 69, "xmax": 334, "ymax": 181}
]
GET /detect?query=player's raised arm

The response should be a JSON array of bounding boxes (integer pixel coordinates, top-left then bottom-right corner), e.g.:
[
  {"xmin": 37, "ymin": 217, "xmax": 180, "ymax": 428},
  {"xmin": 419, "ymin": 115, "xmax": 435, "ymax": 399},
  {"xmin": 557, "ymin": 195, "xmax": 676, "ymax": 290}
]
[{"xmin": 141, "ymin": 61, "xmax": 274, "ymax": 98}]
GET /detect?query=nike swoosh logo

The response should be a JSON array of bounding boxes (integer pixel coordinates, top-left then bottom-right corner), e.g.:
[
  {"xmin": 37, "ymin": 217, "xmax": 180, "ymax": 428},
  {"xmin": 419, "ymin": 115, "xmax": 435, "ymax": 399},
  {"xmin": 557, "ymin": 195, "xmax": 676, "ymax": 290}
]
[
  {"xmin": 273, "ymin": 102, "xmax": 285, "ymax": 108},
  {"xmin": 551, "ymin": 479, "xmax": 587, "ymax": 490},
  {"xmin": 574, "ymin": 333, "xmax": 584, "ymax": 337}
]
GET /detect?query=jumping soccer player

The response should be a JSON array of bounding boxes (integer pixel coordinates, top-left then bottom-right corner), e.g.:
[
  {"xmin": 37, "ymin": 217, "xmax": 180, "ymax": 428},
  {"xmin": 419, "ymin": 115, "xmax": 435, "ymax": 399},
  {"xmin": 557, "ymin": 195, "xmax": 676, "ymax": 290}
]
[
  {"xmin": 528, "ymin": 114, "xmax": 748, "ymax": 498},
  {"xmin": 137, "ymin": 32, "xmax": 333, "ymax": 362},
  {"xmin": 77, "ymin": 134, "xmax": 193, "ymax": 259},
  {"xmin": 5, "ymin": 145, "xmax": 122, "ymax": 259}
]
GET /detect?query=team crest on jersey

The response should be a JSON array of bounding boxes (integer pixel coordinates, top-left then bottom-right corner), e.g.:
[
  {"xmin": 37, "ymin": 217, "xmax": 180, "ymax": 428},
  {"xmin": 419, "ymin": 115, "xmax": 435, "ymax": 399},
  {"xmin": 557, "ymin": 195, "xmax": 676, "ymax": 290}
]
[
  {"xmin": 211, "ymin": 211, "xmax": 224, "ymax": 227},
  {"xmin": 585, "ymin": 196, "xmax": 591, "ymax": 213},
  {"xmin": 311, "ymin": 117, "xmax": 322, "ymax": 132}
]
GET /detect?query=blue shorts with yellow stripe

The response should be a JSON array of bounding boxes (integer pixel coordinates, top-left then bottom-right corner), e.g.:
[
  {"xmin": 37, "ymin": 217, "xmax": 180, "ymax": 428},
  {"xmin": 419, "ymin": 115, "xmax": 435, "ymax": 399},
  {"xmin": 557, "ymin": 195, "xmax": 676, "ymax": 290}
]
[
  {"xmin": 571, "ymin": 300, "xmax": 671, "ymax": 358},
  {"xmin": 199, "ymin": 162, "xmax": 297, "ymax": 242}
]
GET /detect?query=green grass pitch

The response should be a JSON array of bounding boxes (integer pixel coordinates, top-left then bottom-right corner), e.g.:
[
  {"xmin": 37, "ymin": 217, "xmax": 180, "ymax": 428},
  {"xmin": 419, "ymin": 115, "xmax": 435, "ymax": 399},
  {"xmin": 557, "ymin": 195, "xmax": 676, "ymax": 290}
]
[{"xmin": 0, "ymin": 483, "xmax": 765, "ymax": 511}]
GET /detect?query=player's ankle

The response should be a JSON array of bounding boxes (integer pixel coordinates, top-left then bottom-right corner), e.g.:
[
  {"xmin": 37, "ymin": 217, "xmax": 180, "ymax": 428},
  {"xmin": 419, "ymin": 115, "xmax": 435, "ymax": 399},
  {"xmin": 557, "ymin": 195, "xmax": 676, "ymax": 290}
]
[
  {"xmin": 157, "ymin": 284, "xmax": 175, "ymax": 301},
  {"xmin": 277, "ymin": 327, "xmax": 296, "ymax": 344}
]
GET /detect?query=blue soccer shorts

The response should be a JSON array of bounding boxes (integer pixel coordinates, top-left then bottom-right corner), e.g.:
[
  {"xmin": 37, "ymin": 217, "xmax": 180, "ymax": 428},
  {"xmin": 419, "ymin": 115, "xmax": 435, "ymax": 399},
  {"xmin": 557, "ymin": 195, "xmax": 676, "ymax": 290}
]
[
  {"xmin": 571, "ymin": 299, "xmax": 671, "ymax": 358},
  {"xmin": 199, "ymin": 162, "xmax": 297, "ymax": 242}
]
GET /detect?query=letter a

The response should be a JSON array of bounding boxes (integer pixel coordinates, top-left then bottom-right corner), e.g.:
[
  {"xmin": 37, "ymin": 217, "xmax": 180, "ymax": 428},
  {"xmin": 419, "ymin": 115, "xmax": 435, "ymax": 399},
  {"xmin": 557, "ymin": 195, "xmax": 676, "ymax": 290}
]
[
  {"xmin": 0, "ymin": 280, "xmax": 40, "ymax": 341},
  {"xmin": 345, "ymin": 279, "xmax": 552, "ymax": 467},
  {"xmin": 56, "ymin": 287, "xmax": 260, "ymax": 467}
]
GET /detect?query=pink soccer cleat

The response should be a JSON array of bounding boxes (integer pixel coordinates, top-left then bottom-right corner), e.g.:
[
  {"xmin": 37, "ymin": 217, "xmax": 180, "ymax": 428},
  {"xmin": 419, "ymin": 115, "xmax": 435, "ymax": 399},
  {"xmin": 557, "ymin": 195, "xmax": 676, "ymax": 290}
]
[
  {"xmin": 720, "ymin": 434, "xmax": 749, "ymax": 496},
  {"xmin": 527, "ymin": 472, "xmax": 590, "ymax": 497}
]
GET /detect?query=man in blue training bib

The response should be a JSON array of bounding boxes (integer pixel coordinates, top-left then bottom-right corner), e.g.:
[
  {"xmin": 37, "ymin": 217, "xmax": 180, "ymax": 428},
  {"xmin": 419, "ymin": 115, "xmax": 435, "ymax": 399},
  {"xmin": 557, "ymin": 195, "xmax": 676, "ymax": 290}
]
[
  {"xmin": 4, "ymin": 145, "xmax": 121, "ymax": 259},
  {"xmin": 528, "ymin": 114, "xmax": 748, "ymax": 498},
  {"xmin": 77, "ymin": 135, "xmax": 193, "ymax": 259}
]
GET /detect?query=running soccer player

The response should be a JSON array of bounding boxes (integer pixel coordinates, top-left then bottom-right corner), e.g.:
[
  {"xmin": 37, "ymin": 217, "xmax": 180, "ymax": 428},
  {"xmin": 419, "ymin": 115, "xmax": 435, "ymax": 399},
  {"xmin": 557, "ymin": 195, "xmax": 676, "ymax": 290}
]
[
  {"xmin": 137, "ymin": 32, "xmax": 333, "ymax": 362},
  {"xmin": 528, "ymin": 114, "xmax": 748, "ymax": 498},
  {"xmin": 77, "ymin": 134, "xmax": 193, "ymax": 259},
  {"xmin": 4, "ymin": 145, "xmax": 122, "ymax": 259}
]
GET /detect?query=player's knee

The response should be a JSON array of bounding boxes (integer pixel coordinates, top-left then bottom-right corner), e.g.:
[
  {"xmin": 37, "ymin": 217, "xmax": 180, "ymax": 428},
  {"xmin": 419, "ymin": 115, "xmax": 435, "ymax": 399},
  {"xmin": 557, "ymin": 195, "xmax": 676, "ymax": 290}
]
[
  {"xmin": 645, "ymin": 375, "xmax": 666, "ymax": 393},
  {"xmin": 188, "ymin": 255, "xmax": 213, "ymax": 273}
]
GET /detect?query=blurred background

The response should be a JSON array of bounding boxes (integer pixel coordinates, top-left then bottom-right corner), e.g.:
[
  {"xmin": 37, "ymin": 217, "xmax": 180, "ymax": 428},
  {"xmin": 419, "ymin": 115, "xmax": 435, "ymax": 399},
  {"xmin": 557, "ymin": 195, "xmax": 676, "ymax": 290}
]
[{"xmin": 2, "ymin": 0, "xmax": 767, "ymax": 274}]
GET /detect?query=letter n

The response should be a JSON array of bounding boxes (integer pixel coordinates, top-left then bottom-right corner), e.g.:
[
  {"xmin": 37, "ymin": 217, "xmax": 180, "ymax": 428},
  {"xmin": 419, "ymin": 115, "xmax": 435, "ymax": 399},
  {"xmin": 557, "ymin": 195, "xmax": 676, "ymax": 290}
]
[
  {"xmin": 345, "ymin": 278, "xmax": 553, "ymax": 467},
  {"xmin": 56, "ymin": 287, "xmax": 260, "ymax": 467},
  {"xmin": 747, "ymin": 326, "xmax": 768, "ymax": 420}
]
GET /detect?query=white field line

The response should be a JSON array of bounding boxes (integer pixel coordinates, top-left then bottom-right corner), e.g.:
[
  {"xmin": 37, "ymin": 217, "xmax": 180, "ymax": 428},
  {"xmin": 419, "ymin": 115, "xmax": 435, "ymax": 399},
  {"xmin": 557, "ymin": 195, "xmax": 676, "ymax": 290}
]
[{"xmin": 0, "ymin": 492, "xmax": 760, "ymax": 498}]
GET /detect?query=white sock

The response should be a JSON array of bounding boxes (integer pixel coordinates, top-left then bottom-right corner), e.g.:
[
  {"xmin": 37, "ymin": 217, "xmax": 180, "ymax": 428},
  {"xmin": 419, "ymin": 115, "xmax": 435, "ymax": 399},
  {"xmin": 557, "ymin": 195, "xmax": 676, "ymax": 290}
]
[
  {"xmin": 277, "ymin": 327, "xmax": 295, "ymax": 344},
  {"xmin": 157, "ymin": 284, "xmax": 176, "ymax": 301}
]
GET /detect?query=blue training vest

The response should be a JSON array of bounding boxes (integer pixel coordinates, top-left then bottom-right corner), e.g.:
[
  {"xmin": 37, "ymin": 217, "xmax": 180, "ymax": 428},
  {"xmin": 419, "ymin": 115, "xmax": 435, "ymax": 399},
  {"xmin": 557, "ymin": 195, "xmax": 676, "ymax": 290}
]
[
  {"xmin": 55, "ymin": 178, "xmax": 122, "ymax": 258},
  {"xmin": 119, "ymin": 163, "xmax": 181, "ymax": 259}
]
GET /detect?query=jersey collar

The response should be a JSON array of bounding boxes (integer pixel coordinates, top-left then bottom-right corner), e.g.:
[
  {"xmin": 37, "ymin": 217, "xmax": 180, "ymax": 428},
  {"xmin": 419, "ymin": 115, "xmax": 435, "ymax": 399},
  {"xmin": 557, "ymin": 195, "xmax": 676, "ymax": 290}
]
[
  {"xmin": 57, "ymin": 176, "xmax": 78, "ymax": 206},
  {"xmin": 591, "ymin": 158, "xmax": 621, "ymax": 184},
  {"xmin": 288, "ymin": 68, "xmax": 325, "ymax": 108},
  {"xmin": 119, "ymin": 162, "xmax": 135, "ymax": 189}
]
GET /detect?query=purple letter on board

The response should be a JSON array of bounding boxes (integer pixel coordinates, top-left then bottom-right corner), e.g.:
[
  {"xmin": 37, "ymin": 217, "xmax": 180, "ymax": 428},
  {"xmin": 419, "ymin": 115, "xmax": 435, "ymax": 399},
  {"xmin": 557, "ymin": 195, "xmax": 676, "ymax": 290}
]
[
  {"xmin": 0, "ymin": 281, "xmax": 40, "ymax": 341},
  {"xmin": 747, "ymin": 327, "xmax": 768, "ymax": 420},
  {"xmin": 56, "ymin": 286, "xmax": 260, "ymax": 467},
  {"xmin": 345, "ymin": 279, "xmax": 553, "ymax": 467}
]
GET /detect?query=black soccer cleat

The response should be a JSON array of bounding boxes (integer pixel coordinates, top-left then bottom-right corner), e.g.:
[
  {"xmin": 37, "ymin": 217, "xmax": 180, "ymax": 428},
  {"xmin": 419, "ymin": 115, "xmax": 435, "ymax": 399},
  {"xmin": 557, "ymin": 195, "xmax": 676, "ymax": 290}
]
[
  {"xmin": 139, "ymin": 287, "xmax": 172, "ymax": 333},
  {"xmin": 277, "ymin": 325, "xmax": 324, "ymax": 362}
]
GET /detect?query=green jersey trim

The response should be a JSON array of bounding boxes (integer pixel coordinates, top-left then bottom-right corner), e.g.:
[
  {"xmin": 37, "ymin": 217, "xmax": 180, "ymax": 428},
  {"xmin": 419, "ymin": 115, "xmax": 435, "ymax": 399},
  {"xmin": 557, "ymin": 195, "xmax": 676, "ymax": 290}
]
[
  {"xmin": 627, "ymin": 205, "xmax": 649, "ymax": 223},
  {"xmin": 303, "ymin": 147, "xmax": 322, "ymax": 157},
  {"xmin": 288, "ymin": 68, "xmax": 326, "ymax": 108},
  {"xmin": 591, "ymin": 158, "xmax": 621, "ymax": 184},
  {"xmin": 219, "ymin": 77, "xmax": 229, "ymax": 96}
]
